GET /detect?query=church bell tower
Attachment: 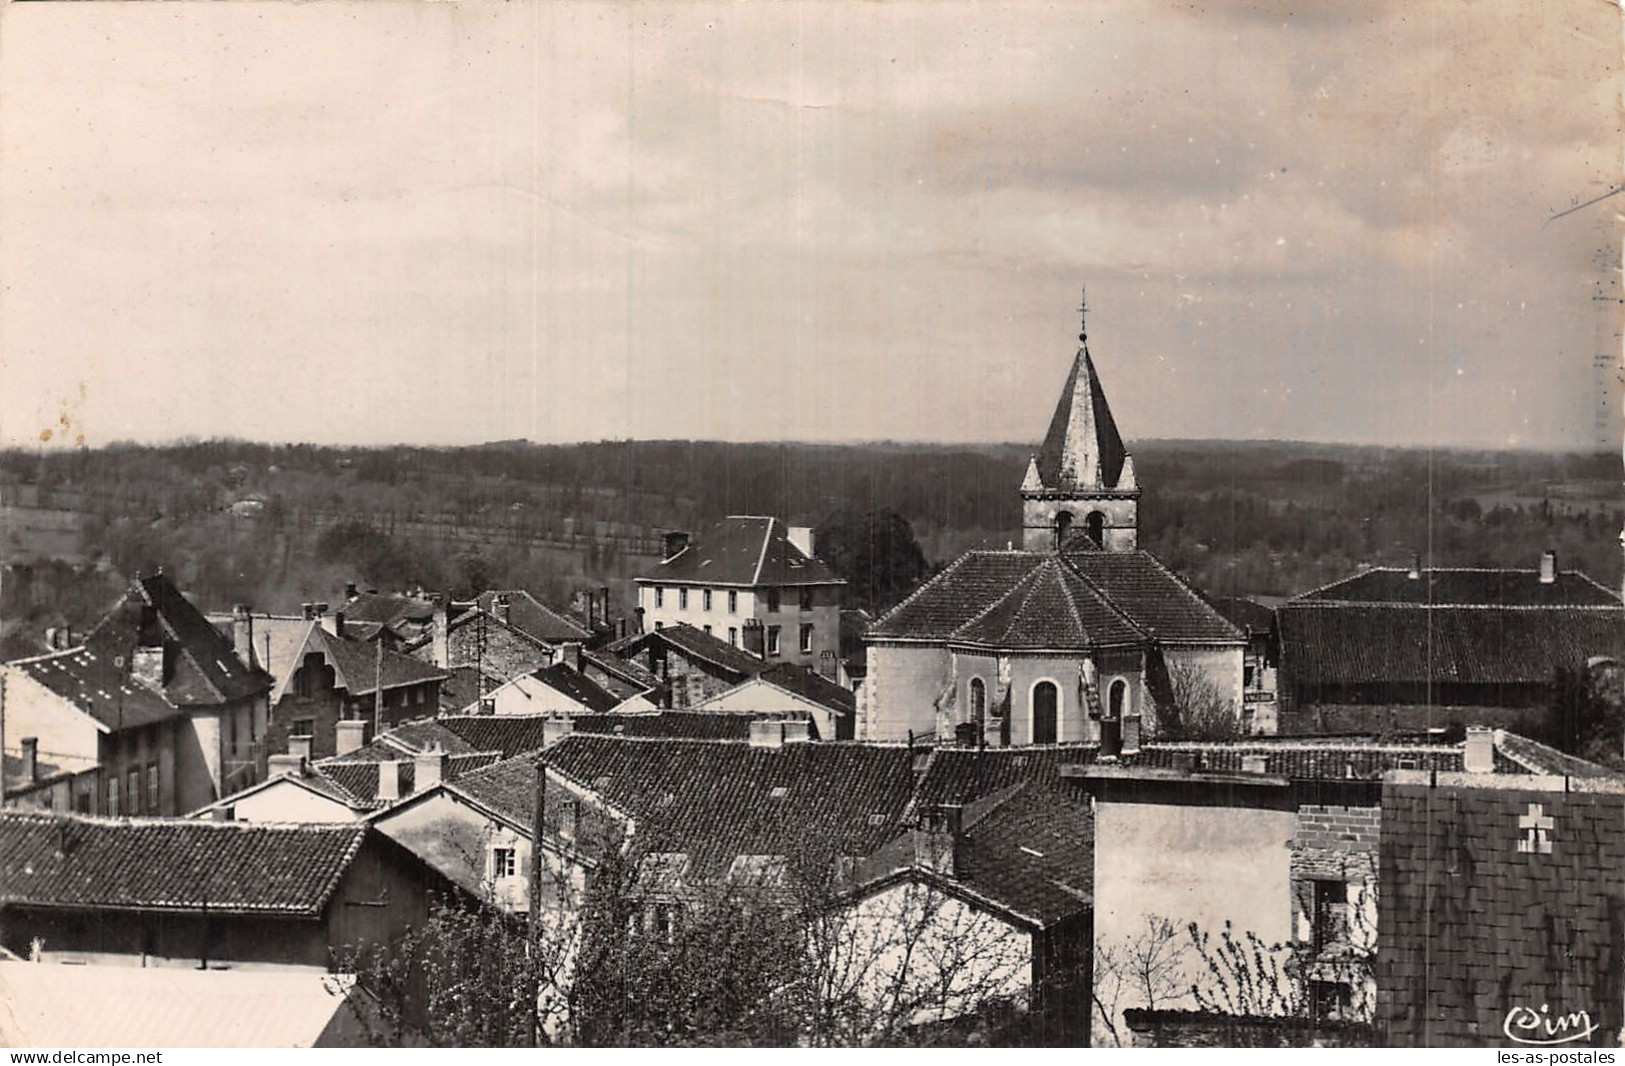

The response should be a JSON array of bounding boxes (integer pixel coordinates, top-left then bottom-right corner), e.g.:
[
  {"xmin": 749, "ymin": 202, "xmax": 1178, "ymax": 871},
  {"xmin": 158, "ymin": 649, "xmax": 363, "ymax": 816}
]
[{"xmin": 1020, "ymin": 290, "xmax": 1140, "ymax": 552}]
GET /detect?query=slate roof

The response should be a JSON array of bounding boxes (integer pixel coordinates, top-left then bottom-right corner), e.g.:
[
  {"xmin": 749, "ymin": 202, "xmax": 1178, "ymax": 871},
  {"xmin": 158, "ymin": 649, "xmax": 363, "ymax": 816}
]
[
  {"xmin": 582, "ymin": 648, "xmax": 662, "ymax": 693},
  {"xmin": 610, "ymin": 622, "xmax": 770, "ymax": 679},
  {"xmin": 443, "ymin": 754, "xmax": 625, "ymax": 848},
  {"xmin": 543, "ymin": 736, "xmax": 918, "ymax": 880},
  {"xmin": 334, "ymin": 718, "xmax": 482, "ymax": 761},
  {"xmin": 755, "ymin": 662, "xmax": 857, "ymax": 715},
  {"xmin": 271, "ymin": 625, "xmax": 447, "ymax": 703},
  {"xmin": 470, "ymin": 590, "xmax": 592, "ymax": 644},
  {"xmin": 869, "ymin": 550, "xmax": 1241, "ymax": 647},
  {"xmin": 1033, "ymin": 348, "xmax": 1130, "ymax": 492},
  {"xmin": 0, "ymin": 811, "xmax": 367, "ymax": 916},
  {"xmin": 1296, "ymin": 566, "xmax": 1621, "ymax": 607},
  {"xmin": 1277, "ymin": 603, "xmax": 1625, "ymax": 687},
  {"xmin": 528, "ymin": 663, "xmax": 624, "ymax": 713},
  {"xmin": 338, "ymin": 592, "xmax": 435, "ymax": 628},
  {"xmin": 10, "ymin": 648, "xmax": 184, "ymax": 732},
  {"xmin": 1210, "ymin": 596, "xmax": 1276, "ymax": 636},
  {"xmin": 637, "ymin": 516, "xmax": 844, "ymax": 588}
]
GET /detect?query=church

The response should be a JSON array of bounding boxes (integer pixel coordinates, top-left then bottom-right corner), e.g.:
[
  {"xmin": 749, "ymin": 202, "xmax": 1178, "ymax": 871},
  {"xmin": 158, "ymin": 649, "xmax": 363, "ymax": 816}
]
[{"xmin": 858, "ymin": 303, "xmax": 1249, "ymax": 746}]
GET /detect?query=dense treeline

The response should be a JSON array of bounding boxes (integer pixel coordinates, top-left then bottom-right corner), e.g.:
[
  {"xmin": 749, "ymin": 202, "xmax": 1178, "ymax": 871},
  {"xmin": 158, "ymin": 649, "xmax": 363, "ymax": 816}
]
[{"xmin": 0, "ymin": 438, "xmax": 1617, "ymax": 658}]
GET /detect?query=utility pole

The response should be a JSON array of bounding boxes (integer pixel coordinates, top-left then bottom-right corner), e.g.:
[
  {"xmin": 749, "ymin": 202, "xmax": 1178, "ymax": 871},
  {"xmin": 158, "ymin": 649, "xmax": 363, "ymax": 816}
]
[
  {"xmin": 373, "ymin": 635, "xmax": 384, "ymax": 740},
  {"xmin": 528, "ymin": 757, "xmax": 547, "ymax": 1047}
]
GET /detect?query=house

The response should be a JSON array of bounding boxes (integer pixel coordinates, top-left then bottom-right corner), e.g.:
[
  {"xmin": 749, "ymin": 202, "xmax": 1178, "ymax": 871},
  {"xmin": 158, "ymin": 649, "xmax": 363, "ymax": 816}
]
[
  {"xmin": 462, "ymin": 657, "xmax": 656, "ymax": 717},
  {"xmin": 0, "ymin": 811, "xmax": 453, "ymax": 970},
  {"xmin": 862, "ymin": 312, "xmax": 1246, "ymax": 746},
  {"xmin": 468, "ymin": 589, "xmax": 593, "ymax": 647},
  {"xmin": 0, "ymin": 962, "xmax": 381, "ymax": 1048},
  {"xmin": 369, "ymin": 752, "xmax": 625, "ymax": 917},
  {"xmin": 1, "ymin": 572, "xmax": 273, "ymax": 815},
  {"xmin": 333, "ymin": 588, "xmax": 438, "ymax": 643},
  {"xmin": 266, "ymin": 614, "xmax": 447, "ymax": 761},
  {"xmin": 1376, "ymin": 767, "xmax": 1625, "ymax": 1046},
  {"xmin": 401, "ymin": 599, "xmax": 561, "ymax": 712},
  {"xmin": 1276, "ymin": 552, "xmax": 1625, "ymax": 734},
  {"xmin": 1210, "ymin": 595, "xmax": 1280, "ymax": 734},
  {"xmin": 609, "ymin": 622, "xmax": 778, "ymax": 707},
  {"xmin": 696, "ymin": 661, "xmax": 857, "ymax": 740},
  {"xmin": 3, "ymin": 742, "xmax": 99, "ymax": 815},
  {"xmin": 634, "ymin": 516, "xmax": 846, "ymax": 676}
]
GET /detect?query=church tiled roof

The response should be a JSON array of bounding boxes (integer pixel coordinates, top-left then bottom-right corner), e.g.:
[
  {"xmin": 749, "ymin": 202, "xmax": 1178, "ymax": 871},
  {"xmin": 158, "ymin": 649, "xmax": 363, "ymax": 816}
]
[{"xmin": 868, "ymin": 550, "xmax": 1241, "ymax": 647}]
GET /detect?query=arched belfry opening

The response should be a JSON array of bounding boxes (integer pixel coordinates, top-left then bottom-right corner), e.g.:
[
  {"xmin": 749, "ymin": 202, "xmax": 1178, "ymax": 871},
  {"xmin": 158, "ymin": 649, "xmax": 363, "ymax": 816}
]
[
  {"xmin": 1085, "ymin": 512, "xmax": 1105, "ymax": 549},
  {"xmin": 1054, "ymin": 511, "xmax": 1073, "ymax": 550}
]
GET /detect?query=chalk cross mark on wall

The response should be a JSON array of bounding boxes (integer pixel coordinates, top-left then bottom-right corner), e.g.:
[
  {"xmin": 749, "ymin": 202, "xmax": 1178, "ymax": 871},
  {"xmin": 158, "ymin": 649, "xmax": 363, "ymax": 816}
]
[{"xmin": 1516, "ymin": 803, "xmax": 1554, "ymax": 855}]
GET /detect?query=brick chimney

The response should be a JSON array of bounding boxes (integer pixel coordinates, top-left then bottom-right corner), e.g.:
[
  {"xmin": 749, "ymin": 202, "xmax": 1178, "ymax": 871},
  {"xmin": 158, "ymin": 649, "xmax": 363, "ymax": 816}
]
[
  {"xmin": 268, "ymin": 752, "xmax": 306, "ymax": 777},
  {"xmin": 493, "ymin": 593, "xmax": 511, "ymax": 624},
  {"xmin": 20, "ymin": 737, "xmax": 38, "ymax": 783},
  {"xmin": 335, "ymin": 719, "xmax": 368, "ymax": 757},
  {"xmin": 1539, "ymin": 550, "xmax": 1558, "ymax": 585},
  {"xmin": 431, "ymin": 594, "xmax": 450, "ymax": 668},
  {"xmin": 913, "ymin": 805, "xmax": 962, "ymax": 875},
  {"xmin": 378, "ymin": 760, "xmax": 401, "ymax": 802},
  {"xmin": 231, "ymin": 605, "xmax": 256, "ymax": 669},
  {"xmin": 1464, "ymin": 726, "xmax": 1495, "ymax": 774},
  {"xmin": 288, "ymin": 735, "xmax": 313, "ymax": 763},
  {"xmin": 559, "ymin": 642, "xmax": 583, "ymax": 673},
  {"xmin": 415, "ymin": 745, "xmax": 448, "ymax": 791},
  {"xmin": 663, "ymin": 531, "xmax": 691, "ymax": 561},
  {"xmin": 749, "ymin": 719, "xmax": 784, "ymax": 748},
  {"xmin": 1121, "ymin": 715, "xmax": 1142, "ymax": 755},
  {"xmin": 131, "ymin": 646, "xmax": 164, "ymax": 690}
]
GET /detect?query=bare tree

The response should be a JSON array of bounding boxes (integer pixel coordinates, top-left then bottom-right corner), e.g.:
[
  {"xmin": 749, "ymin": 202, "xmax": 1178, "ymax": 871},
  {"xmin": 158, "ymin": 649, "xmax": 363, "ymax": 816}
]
[
  {"xmin": 1154, "ymin": 659, "xmax": 1243, "ymax": 741},
  {"xmin": 1092, "ymin": 914, "xmax": 1188, "ymax": 1046}
]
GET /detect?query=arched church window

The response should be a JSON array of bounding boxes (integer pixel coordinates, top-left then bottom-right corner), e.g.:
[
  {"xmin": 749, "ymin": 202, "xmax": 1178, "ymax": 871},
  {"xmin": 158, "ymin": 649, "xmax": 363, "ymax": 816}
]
[
  {"xmin": 1085, "ymin": 511, "xmax": 1105, "ymax": 548},
  {"xmin": 1109, "ymin": 678, "xmax": 1127, "ymax": 719},
  {"xmin": 1054, "ymin": 511, "xmax": 1073, "ymax": 549},
  {"xmin": 1032, "ymin": 681, "xmax": 1058, "ymax": 744}
]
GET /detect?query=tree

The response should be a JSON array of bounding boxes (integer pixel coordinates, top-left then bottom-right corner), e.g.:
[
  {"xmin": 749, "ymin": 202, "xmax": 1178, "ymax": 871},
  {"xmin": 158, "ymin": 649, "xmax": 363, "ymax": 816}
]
[
  {"xmin": 1151, "ymin": 659, "xmax": 1243, "ymax": 741},
  {"xmin": 1092, "ymin": 914, "xmax": 1188, "ymax": 1046},
  {"xmin": 816, "ymin": 509, "xmax": 931, "ymax": 614}
]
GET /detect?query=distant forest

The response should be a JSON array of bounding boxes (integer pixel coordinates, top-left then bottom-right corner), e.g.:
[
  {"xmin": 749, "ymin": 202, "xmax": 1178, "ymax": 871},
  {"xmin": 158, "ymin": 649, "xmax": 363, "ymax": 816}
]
[{"xmin": 1, "ymin": 438, "xmax": 1619, "ymax": 659}]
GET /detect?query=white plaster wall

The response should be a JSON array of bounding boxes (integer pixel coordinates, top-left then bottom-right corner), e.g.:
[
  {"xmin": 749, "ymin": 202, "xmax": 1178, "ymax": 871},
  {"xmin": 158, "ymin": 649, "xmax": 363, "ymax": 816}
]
[
  {"xmin": 861, "ymin": 644, "xmax": 947, "ymax": 741},
  {"xmin": 698, "ymin": 681, "xmax": 835, "ymax": 741},
  {"xmin": 0, "ymin": 668, "xmax": 100, "ymax": 764},
  {"xmin": 227, "ymin": 779, "xmax": 360, "ymax": 823}
]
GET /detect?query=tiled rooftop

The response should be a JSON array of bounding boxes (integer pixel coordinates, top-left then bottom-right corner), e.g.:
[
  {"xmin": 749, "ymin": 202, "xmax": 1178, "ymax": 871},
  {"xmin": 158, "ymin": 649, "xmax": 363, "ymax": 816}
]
[{"xmin": 637, "ymin": 516, "xmax": 843, "ymax": 588}]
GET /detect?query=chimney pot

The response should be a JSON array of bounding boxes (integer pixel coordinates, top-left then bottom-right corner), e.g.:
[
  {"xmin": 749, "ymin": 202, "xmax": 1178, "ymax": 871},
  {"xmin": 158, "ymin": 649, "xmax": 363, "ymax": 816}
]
[
  {"xmin": 21, "ymin": 737, "xmax": 39, "ymax": 783},
  {"xmin": 432, "ymin": 595, "xmax": 451, "ymax": 669},
  {"xmin": 1464, "ymin": 725, "xmax": 1495, "ymax": 774},
  {"xmin": 1407, "ymin": 555, "xmax": 1422, "ymax": 580},
  {"xmin": 344, "ymin": 581, "xmax": 358, "ymax": 601},
  {"xmin": 1539, "ymin": 550, "xmax": 1557, "ymax": 585}
]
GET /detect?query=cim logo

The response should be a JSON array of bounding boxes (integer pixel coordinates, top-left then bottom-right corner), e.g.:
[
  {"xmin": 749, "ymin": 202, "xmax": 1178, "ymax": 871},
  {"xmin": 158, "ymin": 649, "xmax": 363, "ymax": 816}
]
[{"xmin": 1502, "ymin": 1003, "xmax": 1600, "ymax": 1046}]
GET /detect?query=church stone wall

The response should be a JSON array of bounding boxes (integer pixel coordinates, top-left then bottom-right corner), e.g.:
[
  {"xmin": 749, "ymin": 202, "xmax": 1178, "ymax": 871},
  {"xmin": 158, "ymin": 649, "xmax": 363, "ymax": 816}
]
[
  {"xmin": 861, "ymin": 643, "xmax": 947, "ymax": 741},
  {"xmin": 1021, "ymin": 495, "xmax": 1138, "ymax": 551}
]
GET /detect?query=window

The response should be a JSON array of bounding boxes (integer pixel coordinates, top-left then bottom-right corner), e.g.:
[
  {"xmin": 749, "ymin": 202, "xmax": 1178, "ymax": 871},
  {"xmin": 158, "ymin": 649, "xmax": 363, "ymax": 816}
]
[
  {"xmin": 766, "ymin": 589, "xmax": 781, "ymax": 613},
  {"xmin": 649, "ymin": 902, "xmax": 683, "ymax": 944},
  {"xmin": 1312, "ymin": 880, "xmax": 1348, "ymax": 952},
  {"xmin": 799, "ymin": 588, "xmax": 814, "ymax": 611},
  {"xmin": 654, "ymin": 621, "xmax": 664, "ymax": 631},
  {"xmin": 655, "ymin": 587, "xmax": 664, "ymax": 608},
  {"xmin": 1309, "ymin": 981, "xmax": 1353, "ymax": 1022},
  {"xmin": 106, "ymin": 777, "xmax": 120, "ymax": 817},
  {"xmin": 703, "ymin": 589, "xmax": 713, "ymax": 611},
  {"xmin": 74, "ymin": 791, "xmax": 92, "ymax": 815},
  {"xmin": 728, "ymin": 627, "xmax": 738, "ymax": 647},
  {"xmin": 1244, "ymin": 662, "xmax": 1257, "ymax": 688},
  {"xmin": 766, "ymin": 626, "xmax": 781, "ymax": 656},
  {"xmin": 679, "ymin": 588, "xmax": 689, "ymax": 610},
  {"xmin": 703, "ymin": 624, "xmax": 712, "ymax": 636},
  {"xmin": 1108, "ymin": 679, "xmax": 1127, "ymax": 719},
  {"xmin": 1054, "ymin": 510, "xmax": 1073, "ymax": 549},
  {"xmin": 1085, "ymin": 512, "xmax": 1106, "ymax": 548},
  {"xmin": 291, "ymin": 718, "xmax": 314, "ymax": 739},
  {"xmin": 147, "ymin": 763, "xmax": 160, "ymax": 811},
  {"xmin": 799, "ymin": 623, "xmax": 814, "ymax": 654},
  {"xmin": 1032, "ymin": 681, "xmax": 1058, "ymax": 744},
  {"xmin": 728, "ymin": 590, "xmax": 738, "ymax": 614},
  {"xmin": 127, "ymin": 769, "xmax": 141, "ymax": 815},
  {"xmin": 492, "ymin": 847, "xmax": 517, "ymax": 879}
]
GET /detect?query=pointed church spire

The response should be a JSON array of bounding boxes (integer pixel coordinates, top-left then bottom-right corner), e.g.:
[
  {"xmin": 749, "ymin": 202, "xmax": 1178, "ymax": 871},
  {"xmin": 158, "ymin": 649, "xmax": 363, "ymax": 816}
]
[{"xmin": 1031, "ymin": 301, "xmax": 1128, "ymax": 492}]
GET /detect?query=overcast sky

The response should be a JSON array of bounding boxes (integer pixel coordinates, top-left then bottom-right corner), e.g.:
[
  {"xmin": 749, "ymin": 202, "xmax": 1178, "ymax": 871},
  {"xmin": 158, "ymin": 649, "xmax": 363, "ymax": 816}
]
[{"xmin": 1, "ymin": 1, "xmax": 1619, "ymax": 451}]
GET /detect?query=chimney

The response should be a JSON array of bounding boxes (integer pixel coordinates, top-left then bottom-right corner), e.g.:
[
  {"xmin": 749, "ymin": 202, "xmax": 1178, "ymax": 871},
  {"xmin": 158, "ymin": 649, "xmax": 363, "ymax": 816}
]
[
  {"xmin": 787, "ymin": 525, "xmax": 814, "ymax": 559},
  {"xmin": 913, "ymin": 805, "xmax": 962, "ymax": 875},
  {"xmin": 415, "ymin": 745, "xmax": 448, "ymax": 791},
  {"xmin": 377, "ymin": 760, "xmax": 401, "ymax": 802},
  {"xmin": 749, "ymin": 719, "xmax": 784, "ymax": 748},
  {"xmin": 44, "ymin": 626, "xmax": 59, "ymax": 651},
  {"xmin": 1464, "ymin": 726, "xmax": 1495, "ymax": 774},
  {"xmin": 301, "ymin": 602, "xmax": 319, "ymax": 621},
  {"xmin": 634, "ymin": 607, "xmax": 646, "ymax": 634},
  {"xmin": 432, "ymin": 595, "xmax": 450, "ymax": 669},
  {"xmin": 543, "ymin": 717, "xmax": 575, "ymax": 748},
  {"xmin": 1121, "ymin": 715, "xmax": 1142, "ymax": 755},
  {"xmin": 662, "ymin": 531, "xmax": 691, "ymax": 561},
  {"xmin": 344, "ymin": 581, "xmax": 359, "ymax": 601},
  {"xmin": 1242, "ymin": 753, "xmax": 1269, "ymax": 775},
  {"xmin": 268, "ymin": 752, "xmax": 305, "ymax": 777},
  {"xmin": 318, "ymin": 606, "xmax": 338, "ymax": 637},
  {"xmin": 335, "ymin": 719, "xmax": 368, "ymax": 756},
  {"xmin": 586, "ymin": 594, "xmax": 597, "ymax": 633},
  {"xmin": 131, "ymin": 646, "xmax": 164, "ymax": 690},
  {"xmin": 20, "ymin": 737, "xmax": 38, "ymax": 783},
  {"xmin": 493, "ymin": 593, "xmax": 511, "ymax": 624},
  {"xmin": 782, "ymin": 718, "xmax": 811, "ymax": 744},
  {"xmin": 1407, "ymin": 554, "xmax": 1421, "ymax": 581},
  {"xmin": 560, "ymin": 642, "xmax": 583, "ymax": 673},
  {"xmin": 558, "ymin": 799, "xmax": 579, "ymax": 843},
  {"xmin": 601, "ymin": 587, "xmax": 611, "ymax": 632},
  {"xmin": 742, "ymin": 620, "xmax": 766, "ymax": 658},
  {"xmin": 288, "ymin": 734, "xmax": 313, "ymax": 763},
  {"xmin": 232, "ymin": 605, "xmax": 255, "ymax": 669},
  {"xmin": 1539, "ymin": 550, "xmax": 1557, "ymax": 585}
]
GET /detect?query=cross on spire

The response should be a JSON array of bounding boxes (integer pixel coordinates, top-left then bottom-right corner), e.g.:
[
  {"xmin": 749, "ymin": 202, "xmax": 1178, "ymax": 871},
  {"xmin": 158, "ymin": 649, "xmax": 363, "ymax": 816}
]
[{"xmin": 1078, "ymin": 287, "xmax": 1089, "ymax": 346}]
